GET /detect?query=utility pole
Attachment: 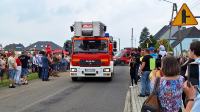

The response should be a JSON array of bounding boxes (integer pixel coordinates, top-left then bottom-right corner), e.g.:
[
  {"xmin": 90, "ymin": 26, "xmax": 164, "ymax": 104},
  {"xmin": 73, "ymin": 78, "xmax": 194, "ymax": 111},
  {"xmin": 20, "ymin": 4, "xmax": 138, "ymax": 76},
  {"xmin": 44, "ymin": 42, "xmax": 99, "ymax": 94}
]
[
  {"xmin": 118, "ymin": 38, "xmax": 120, "ymax": 51},
  {"xmin": 131, "ymin": 28, "xmax": 133, "ymax": 48}
]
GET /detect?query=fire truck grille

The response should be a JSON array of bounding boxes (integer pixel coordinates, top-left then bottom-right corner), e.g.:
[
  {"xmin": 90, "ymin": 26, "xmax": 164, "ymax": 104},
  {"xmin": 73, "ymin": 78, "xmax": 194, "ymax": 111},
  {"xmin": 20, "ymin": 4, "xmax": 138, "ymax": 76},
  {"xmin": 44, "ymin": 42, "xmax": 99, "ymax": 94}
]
[{"xmin": 80, "ymin": 60, "xmax": 101, "ymax": 67}]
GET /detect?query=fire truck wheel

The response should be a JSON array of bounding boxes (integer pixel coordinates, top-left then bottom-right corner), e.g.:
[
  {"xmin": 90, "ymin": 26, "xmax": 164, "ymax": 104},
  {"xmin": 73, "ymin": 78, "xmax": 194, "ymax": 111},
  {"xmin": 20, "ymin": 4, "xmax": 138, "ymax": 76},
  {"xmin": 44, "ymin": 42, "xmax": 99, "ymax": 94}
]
[{"xmin": 71, "ymin": 77, "xmax": 78, "ymax": 81}]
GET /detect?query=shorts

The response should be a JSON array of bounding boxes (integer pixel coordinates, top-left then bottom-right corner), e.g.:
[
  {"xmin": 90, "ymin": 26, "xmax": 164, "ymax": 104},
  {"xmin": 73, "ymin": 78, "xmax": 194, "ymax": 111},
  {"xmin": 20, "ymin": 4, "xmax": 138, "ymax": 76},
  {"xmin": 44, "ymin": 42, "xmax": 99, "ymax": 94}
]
[
  {"xmin": 0, "ymin": 69, "xmax": 5, "ymax": 77},
  {"xmin": 21, "ymin": 68, "xmax": 29, "ymax": 76},
  {"xmin": 8, "ymin": 69, "xmax": 16, "ymax": 80}
]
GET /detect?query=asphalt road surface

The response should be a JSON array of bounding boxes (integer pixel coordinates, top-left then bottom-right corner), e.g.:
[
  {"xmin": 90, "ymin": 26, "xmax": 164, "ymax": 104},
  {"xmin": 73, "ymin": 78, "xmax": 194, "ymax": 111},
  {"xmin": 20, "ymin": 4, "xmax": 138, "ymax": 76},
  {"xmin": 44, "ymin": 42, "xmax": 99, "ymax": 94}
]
[{"xmin": 0, "ymin": 66, "xmax": 130, "ymax": 112}]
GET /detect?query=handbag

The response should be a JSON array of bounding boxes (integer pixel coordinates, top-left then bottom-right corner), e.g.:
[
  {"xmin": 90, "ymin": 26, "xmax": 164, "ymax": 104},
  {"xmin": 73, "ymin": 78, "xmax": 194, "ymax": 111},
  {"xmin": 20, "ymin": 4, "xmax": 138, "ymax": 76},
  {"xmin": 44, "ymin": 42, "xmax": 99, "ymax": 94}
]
[{"xmin": 141, "ymin": 77, "xmax": 161, "ymax": 112}]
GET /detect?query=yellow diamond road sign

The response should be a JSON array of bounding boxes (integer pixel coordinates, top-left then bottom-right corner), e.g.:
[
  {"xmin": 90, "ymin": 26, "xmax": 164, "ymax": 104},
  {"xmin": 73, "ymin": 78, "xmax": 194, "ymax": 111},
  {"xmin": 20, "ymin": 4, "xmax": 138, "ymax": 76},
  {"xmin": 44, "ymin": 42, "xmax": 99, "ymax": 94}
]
[{"xmin": 172, "ymin": 3, "xmax": 198, "ymax": 26}]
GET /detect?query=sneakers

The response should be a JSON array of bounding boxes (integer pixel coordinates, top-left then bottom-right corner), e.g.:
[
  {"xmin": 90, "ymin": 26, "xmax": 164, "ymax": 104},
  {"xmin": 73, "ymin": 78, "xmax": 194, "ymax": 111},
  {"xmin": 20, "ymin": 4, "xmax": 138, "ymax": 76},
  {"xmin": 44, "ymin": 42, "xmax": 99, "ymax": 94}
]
[
  {"xmin": 9, "ymin": 85, "xmax": 16, "ymax": 88},
  {"xmin": 138, "ymin": 94, "xmax": 145, "ymax": 97},
  {"xmin": 129, "ymin": 86, "xmax": 133, "ymax": 88}
]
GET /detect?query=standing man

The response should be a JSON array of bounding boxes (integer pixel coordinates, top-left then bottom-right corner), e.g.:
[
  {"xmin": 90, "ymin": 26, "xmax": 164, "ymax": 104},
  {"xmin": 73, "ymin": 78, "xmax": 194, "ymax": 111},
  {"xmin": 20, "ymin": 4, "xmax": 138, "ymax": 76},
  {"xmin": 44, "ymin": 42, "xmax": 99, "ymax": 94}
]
[
  {"xmin": 138, "ymin": 49, "xmax": 152, "ymax": 97},
  {"xmin": 19, "ymin": 51, "xmax": 30, "ymax": 85},
  {"xmin": 8, "ymin": 51, "xmax": 17, "ymax": 88},
  {"xmin": 41, "ymin": 52, "xmax": 49, "ymax": 81}
]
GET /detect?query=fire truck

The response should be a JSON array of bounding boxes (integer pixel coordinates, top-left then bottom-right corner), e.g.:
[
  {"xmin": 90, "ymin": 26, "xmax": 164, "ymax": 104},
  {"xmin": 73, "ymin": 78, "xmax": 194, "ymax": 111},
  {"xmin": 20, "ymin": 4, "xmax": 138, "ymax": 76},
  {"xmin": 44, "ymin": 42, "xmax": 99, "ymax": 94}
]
[{"xmin": 69, "ymin": 21, "xmax": 115, "ymax": 81}]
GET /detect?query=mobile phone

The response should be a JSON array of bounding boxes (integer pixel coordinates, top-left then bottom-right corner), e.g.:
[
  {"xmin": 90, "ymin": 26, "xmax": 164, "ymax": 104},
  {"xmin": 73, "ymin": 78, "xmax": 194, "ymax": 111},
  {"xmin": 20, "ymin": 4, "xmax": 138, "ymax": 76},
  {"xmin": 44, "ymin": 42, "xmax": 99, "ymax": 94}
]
[{"xmin": 188, "ymin": 63, "xmax": 199, "ymax": 86}]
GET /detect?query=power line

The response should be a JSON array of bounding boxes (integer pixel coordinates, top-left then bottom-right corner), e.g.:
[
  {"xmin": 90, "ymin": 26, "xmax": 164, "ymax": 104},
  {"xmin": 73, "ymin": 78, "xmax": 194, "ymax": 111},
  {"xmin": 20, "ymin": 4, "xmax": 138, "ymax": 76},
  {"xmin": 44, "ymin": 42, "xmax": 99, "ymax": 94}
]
[{"xmin": 162, "ymin": 0, "xmax": 174, "ymax": 4}]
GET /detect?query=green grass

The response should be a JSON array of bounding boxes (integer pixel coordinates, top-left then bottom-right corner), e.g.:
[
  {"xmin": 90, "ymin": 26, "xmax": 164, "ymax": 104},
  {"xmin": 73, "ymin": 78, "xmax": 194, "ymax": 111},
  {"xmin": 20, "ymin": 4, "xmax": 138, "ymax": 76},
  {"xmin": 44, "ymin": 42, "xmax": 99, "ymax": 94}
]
[{"xmin": 0, "ymin": 73, "xmax": 38, "ymax": 87}]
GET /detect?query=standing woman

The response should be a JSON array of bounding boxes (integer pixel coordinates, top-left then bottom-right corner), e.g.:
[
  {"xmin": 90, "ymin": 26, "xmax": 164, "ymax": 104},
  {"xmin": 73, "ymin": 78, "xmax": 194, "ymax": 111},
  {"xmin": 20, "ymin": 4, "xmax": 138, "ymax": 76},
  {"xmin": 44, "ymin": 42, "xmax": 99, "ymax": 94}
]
[
  {"xmin": 157, "ymin": 56, "xmax": 184, "ymax": 112},
  {"xmin": 129, "ymin": 55, "xmax": 137, "ymax": 87},
  {"xmin": 14, "ymin": 54, "xmax": 22, "ymax": 85}
]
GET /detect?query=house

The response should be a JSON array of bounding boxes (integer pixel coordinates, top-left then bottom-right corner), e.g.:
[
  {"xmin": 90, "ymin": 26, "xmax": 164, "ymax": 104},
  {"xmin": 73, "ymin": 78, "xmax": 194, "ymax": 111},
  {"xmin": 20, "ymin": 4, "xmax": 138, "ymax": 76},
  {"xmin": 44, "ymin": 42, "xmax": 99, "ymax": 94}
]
[
  {"xmin": 26, "ymin": 41, "xmax": 63, "ymax": 52},
  {"xmin": 154, "ymin": 25, "xmax": 179, "ymax": 40},
  {"xmin": 171, "ymin": 26, "xmax": 200, "ymax": 56},
  {"xmin": 4, "ymin": 43, "xmax": 25, "ymax": 54}
]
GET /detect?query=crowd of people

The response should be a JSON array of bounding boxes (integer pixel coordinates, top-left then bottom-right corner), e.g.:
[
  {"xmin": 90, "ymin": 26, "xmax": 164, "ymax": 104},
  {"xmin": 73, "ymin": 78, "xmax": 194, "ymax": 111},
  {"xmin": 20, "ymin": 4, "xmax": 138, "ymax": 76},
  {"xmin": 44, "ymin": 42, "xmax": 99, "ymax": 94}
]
[
  {"xmin": 0, "ymin": 50, "xmax": 70, "ymax": 88},
  {"xmin": 129, "ymin": 41, "xmax": 200, "ymax": 112}
]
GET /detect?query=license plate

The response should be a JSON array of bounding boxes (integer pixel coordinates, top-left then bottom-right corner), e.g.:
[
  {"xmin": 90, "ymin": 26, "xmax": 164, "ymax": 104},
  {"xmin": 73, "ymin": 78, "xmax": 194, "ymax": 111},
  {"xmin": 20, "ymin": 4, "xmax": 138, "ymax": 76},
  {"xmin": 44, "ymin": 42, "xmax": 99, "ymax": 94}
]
[{"xmin": 85, "ymin": 69, "xmax": 95, "ymax": 72}]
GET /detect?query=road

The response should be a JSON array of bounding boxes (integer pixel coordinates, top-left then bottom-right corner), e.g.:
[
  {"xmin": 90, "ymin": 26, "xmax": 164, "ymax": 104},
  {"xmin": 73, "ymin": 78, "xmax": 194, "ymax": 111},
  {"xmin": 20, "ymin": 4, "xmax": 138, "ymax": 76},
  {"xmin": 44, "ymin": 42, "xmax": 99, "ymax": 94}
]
[{"xmin": 0, "ymin": 66, "xmax": 130, "ymax": 112}]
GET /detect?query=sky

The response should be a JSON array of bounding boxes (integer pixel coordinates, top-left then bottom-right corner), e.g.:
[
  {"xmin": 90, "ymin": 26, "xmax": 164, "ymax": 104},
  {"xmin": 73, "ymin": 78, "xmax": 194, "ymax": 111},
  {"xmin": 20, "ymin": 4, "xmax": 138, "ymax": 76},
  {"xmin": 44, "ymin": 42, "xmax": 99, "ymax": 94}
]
[{"xmin": 0, "ymin": 0, "xmax": 200, "ymax": 49}]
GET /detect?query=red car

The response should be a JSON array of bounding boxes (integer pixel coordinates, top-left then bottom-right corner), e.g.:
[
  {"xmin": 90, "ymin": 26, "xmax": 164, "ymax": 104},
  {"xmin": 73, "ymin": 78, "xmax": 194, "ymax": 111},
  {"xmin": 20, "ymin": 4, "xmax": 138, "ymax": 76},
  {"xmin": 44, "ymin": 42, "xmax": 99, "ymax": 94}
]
[{"xmin": 113, "ymin": 49, "xmax": 132, "ymax": 65}]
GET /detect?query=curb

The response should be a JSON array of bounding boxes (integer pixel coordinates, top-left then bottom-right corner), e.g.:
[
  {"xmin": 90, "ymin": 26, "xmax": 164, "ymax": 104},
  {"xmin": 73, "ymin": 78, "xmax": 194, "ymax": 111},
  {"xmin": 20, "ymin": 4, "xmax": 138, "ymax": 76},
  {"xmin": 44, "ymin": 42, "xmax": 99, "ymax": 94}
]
[
  {"xmin": 123, "ymin": 88, "xmax": 131, "ymax": 112},
  {"xmin": 130, "ymin": 86, "xmax": 135, "ymax": 112}
]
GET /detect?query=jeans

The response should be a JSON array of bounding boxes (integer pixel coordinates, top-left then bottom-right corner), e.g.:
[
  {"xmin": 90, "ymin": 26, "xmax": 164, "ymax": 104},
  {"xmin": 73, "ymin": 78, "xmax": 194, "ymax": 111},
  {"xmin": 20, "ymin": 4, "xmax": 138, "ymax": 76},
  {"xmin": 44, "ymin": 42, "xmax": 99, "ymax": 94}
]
[
  {"xmin": 42, "ymin": 68, "xmax": 49, "ymax": 80},
  {"xmin": 140, "ymin": 71, "xmax": 151, "ymax": 95},
  {"xmin": 15, "ymin": 66, "xmax": 21, "ymax": 84},
  {"xmin": 8, "ymin": 69, "xmax": 16, "ymax": 80},
  {"xmin": 21, "ymin": 68, "xmax": 29, "ymax": 76}
]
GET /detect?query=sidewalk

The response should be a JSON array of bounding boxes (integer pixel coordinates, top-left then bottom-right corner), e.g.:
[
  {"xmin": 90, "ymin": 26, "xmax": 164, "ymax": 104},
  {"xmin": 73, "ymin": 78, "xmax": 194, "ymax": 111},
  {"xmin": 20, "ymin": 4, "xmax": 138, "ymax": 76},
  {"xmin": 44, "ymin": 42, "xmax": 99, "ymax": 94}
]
[
  {"xmin": 130, "ymin": 84, "xmax": 146, "ymax": 112},
  {"xmin": 123, "ymin": 83, "xmax": 147, "ymax": 112}
]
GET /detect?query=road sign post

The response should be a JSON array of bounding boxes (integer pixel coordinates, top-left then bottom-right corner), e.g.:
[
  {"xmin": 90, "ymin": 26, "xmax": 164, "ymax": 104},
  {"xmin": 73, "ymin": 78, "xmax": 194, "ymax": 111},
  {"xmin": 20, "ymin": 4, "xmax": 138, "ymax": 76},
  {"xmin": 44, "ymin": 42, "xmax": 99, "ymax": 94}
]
[{"xmin": 172, "ymin": 3, "xmax": 198, "ymax": 55}]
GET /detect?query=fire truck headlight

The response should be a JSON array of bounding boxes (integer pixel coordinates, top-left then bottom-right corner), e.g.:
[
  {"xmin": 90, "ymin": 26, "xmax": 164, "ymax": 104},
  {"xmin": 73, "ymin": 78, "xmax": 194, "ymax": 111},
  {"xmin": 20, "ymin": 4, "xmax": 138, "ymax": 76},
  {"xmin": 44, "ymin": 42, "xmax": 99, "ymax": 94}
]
[
  {"xmin": 71, "ymin": 68, "xmax": 77, "ymax": 72},
  {"xmin": 103, "ymin": 68, "xmax": 110, "ymax": 72}
]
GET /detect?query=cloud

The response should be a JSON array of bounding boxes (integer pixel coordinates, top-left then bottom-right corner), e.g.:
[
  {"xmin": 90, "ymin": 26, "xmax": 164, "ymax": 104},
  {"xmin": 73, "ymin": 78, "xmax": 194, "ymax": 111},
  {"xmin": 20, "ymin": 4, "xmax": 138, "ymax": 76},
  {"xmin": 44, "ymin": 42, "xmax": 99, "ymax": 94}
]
[{"xmin": 0, "ymin": 0, "xmax": 199, "ymax": 49}]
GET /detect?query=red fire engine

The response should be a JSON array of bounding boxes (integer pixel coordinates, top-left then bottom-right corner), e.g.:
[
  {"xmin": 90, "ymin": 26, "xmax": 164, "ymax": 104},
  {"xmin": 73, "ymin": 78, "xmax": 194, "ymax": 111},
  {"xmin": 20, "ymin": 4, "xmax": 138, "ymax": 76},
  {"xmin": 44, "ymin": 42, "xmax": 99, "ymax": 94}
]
[{"xmin": 69, "ymin": 21, "xmax": 115, "ymax": 81}]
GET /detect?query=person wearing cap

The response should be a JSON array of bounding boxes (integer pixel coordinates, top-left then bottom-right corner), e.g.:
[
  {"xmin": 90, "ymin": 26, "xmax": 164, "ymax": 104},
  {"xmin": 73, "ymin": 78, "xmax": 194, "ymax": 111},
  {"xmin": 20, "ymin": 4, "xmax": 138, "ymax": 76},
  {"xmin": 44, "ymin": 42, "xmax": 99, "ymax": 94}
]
[
  {"xmin": 138, "ymin": 49, "xmax": 153, "ymax": 97},
  {"xmin": 148, "ymin": 47, "xmax": 158, "ymax": 59}
]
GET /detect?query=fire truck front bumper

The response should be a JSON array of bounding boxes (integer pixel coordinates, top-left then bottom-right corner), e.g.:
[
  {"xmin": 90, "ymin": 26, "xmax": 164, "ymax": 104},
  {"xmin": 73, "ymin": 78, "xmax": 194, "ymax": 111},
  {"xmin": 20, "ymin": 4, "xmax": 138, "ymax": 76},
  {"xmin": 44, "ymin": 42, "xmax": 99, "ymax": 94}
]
[{"xmin": 70, "ymin": 66, "xmax": 112, "ymax": 77}]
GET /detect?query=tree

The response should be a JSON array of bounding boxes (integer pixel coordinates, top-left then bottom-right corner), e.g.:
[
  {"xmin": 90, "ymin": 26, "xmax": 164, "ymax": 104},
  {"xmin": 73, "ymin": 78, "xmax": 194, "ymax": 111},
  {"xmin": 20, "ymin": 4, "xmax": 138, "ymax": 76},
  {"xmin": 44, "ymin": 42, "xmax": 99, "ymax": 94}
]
[
  {"xmin": 139, "ymin": 27, "xmax": 150, "ymax": 43},
  {"xmin": 155, "ymin": 39, "xmax": 173, "ymax": 52},
  {"xmin": 139, "ymin": 27, "xmax": 150, "ymax": 48}
]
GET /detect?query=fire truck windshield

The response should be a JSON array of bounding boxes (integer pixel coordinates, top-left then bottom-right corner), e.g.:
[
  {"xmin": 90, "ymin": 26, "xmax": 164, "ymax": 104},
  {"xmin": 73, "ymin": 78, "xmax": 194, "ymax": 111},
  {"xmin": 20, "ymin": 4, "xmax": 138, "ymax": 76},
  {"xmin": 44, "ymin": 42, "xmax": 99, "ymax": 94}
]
[{"xmin": 74, "ymin": 40, "xmax": 108, "ymax": 53}]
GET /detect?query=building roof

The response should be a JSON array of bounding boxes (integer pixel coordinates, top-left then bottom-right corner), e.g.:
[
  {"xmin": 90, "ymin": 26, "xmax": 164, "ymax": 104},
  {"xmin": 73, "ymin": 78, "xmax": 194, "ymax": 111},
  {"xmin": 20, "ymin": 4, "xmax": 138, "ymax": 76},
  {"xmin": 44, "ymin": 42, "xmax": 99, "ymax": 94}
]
[
  {"xmin": 171, "ymin": 27, "xmax": 200, "ymax": 48},
  {"xmin": 26, "ymin": 41, "xmax": 63, "ymax": 51},
  {"xmin": 154, "ymin": 25, "xmax": 170, "ymax": 40},
  {"xmin": 4, "ymin": 43, "xmax": 25, "ymax": 51},
  {"xmin": 172, "ymin": 27, "xmax": 200, "ymax": 38}
]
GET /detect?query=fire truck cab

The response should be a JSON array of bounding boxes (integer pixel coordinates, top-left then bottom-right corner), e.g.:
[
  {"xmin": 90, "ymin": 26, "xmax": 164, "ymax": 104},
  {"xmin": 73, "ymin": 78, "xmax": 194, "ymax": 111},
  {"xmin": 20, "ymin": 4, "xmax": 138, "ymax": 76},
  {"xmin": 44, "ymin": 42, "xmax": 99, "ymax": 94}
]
[{"xmin": 69, "ymin": 21, "xmax": 114, "ymax": 81}]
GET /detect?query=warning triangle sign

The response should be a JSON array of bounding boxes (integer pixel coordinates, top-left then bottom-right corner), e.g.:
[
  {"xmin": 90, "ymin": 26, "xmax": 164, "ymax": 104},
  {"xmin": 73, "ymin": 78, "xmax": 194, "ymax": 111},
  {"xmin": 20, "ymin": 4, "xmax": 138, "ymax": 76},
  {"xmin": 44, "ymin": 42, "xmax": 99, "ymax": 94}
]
[{"xmin": 172, "ymin": 3, "xmax": 198, "ymax": 26}]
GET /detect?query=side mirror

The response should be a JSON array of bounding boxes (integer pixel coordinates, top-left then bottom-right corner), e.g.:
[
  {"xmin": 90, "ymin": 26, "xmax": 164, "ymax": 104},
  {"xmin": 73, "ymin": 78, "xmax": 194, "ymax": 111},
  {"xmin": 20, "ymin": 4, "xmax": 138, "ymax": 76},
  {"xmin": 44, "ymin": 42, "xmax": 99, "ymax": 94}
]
[{"xmin": 70, "ymin": 26, "xmax": 74, "ymax": 32}]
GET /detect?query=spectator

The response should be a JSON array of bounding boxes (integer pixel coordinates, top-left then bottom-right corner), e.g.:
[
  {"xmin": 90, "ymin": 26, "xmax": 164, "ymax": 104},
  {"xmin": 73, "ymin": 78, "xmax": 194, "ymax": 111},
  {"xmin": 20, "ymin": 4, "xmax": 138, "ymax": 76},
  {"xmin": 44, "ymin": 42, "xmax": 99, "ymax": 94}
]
[
  {"xmin": 8, "ymin": 51, "xmax": 17, "ymax": 88},
  {"xmin": 19, "ymin": 51, "xmax": 30, "ymax": 85},
  {"xmin": 149, "ymin": 47, "xmax": 158, "ymax": 59},
  {"xmin": 129, "ymin": 54, "xmax": 137, "ymax": 87},
  {"xmin": 32, "ymin": 52, "xmax": 39, "ymax": 73},
  {"xmin": 134, "ymin": 48, "xmax": 141, "ymax": 80},
  {"xmin": 158, "ymin": 41, "xmax": 167, "ymax": 58},
  {"xmin": 37, "ymin": 51, "xmax": 43, "ymax": 79},
  {"xmin": 156, "ymin": 56, "xmax": 184, "ymax": 112},
  {"xmin": 138, "ymin": 49, "xmax": 152, "ymax": 97},
  {"xmin": 183, "ymin": 41, "xmax": 200, "ymax": 111},
  {"xmin": 41, "ymin": 52, "xmax": 49, "ymax": 81},
  {"xmin": 0, "ymin": 54, "xmax": 6, "ymax": 83},
  {"xmin": 65, "ymin": 54, "xmax": 71, "ymax": 71},
  {"xmin": 14, "ymin": 54, "xmax": 22, "ymax": 85}
]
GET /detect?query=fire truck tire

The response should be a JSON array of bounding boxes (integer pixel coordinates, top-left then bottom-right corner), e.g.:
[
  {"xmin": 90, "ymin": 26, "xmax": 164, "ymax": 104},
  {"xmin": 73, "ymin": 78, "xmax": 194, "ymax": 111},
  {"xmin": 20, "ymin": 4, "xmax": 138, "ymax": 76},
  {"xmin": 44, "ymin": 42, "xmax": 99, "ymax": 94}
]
[{"xmin": 71, "ymin": 77, "xmax": 78, "ymax": 81}]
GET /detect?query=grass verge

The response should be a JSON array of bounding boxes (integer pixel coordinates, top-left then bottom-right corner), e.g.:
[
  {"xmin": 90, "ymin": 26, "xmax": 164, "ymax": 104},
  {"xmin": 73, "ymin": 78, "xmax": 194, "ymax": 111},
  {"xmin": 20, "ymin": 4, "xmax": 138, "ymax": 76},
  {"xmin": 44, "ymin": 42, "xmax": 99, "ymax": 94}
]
[{"xmin": 0, "ymin": 73, "xmax": 38, "ymax": 87}]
